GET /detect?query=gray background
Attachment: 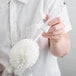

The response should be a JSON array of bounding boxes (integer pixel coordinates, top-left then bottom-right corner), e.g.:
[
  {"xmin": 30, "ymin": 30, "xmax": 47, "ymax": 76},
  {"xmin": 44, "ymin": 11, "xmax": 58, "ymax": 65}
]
[{"xmin": 58, "ymin": 0, "xmax": 76, "ymax": 76}]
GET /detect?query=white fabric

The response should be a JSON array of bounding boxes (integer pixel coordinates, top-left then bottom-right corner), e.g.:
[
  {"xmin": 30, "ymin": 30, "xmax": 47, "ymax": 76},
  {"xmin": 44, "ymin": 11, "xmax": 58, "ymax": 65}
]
[
  {"xmin": 0, "ymin": 0, "xmax": 72, "ymax": 76},
  {"xmin": 10, "ymin": 0, "xmax": 18, "ymax": 46}
]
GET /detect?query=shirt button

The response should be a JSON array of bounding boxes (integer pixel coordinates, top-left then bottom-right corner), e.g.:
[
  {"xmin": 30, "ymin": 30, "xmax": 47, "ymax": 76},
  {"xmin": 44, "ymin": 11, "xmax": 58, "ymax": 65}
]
[{"xmin": 64, "ymin": 2, "xmax": 66, "ymax": 5}]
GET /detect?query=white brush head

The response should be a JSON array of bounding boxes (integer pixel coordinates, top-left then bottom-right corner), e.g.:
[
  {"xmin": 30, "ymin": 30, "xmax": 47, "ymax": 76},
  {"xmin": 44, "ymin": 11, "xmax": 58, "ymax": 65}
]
[{"xmin": 10, "ymin": 39, "xmax": 39, "ymax": 70}]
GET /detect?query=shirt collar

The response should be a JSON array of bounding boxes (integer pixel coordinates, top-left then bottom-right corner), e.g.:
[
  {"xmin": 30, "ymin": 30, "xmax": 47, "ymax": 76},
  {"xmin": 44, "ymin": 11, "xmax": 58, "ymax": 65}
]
[{"xmin": 0, "ymin": 0, "xmax": 28, "ymax": 8}]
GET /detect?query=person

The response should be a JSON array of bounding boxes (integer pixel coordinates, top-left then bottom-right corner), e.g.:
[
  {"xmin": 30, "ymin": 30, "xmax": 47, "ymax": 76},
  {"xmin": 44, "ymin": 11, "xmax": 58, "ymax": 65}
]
[{"xmin": 0, "ymin": 0, "xmax": 72, "ymax": 76}]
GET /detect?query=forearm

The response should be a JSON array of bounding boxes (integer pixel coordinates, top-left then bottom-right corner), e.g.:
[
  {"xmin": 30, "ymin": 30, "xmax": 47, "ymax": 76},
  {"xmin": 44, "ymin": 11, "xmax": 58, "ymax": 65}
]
[{"xmin": 49, "ymin": 34, "xmax": 71, "ymax": 57}]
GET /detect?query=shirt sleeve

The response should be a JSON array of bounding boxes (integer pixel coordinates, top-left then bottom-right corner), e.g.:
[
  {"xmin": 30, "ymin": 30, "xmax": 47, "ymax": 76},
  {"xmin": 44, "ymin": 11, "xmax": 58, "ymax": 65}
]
[
  {"xmin": 58, "ymin": 0, "xmax": 72, "ymax": 33},
  {"xmin": 45, "ymin": 0, "xmax": 72, "ymax": 33}
]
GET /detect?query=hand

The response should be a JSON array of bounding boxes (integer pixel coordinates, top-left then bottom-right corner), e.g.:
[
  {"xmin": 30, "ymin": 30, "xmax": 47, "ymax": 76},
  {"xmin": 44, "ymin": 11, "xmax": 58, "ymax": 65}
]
[{"xmin": 42, "ymin": 15, "xmax": 65, "ymax": 41}]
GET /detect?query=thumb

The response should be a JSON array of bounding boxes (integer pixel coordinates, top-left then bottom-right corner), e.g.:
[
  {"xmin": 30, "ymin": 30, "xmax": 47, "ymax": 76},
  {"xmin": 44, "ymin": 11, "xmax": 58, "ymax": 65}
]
[{"xmin": 45, "ymin": 14, "xmax": 50, "ymax": 21}]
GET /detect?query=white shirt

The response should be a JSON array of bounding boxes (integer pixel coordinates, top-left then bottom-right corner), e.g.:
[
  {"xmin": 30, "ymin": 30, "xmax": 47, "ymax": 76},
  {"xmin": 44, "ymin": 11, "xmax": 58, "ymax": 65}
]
[{"xmin": 0, "ymin": 0, "xmax": 72, "ymax": 76}]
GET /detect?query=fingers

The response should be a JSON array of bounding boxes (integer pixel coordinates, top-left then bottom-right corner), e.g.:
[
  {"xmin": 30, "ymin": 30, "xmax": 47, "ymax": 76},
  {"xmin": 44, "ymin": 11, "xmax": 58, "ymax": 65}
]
[
  {"xmin": 51, "ymin": 35, "xmax": 63, "ymax": 40},
  {"xmin": 45, "ymin": 15, "xmax": 50, "ymax": 21},
  {"xmin": 51, "ymin": 29, "xmax": 64, "ymax": 35},
  {"xmin": 42, "ymin": 23, "xmax": 65, "ymax": 40},
  {"xmin": 42, "ymin": 30, "xmax": 63, "ymax": 38},
  {"xmin": 42, "ymin": 15, "xmax": 65, "ymax": 40},
  {"xmin": 46, "ymin": 30, "xmax": 64, "ymax": 36},
  {"xmin": 48, "ymin": 17, "xmax": 60, "ymax": 26},
  {"xmin": 44, "ymin": 15, "xmax": 60, "ymax": 27},
  {"xmin": 42, "ymin": 32, "xmax": 63, "ymax": 40},
  {"xmin": 48, "ymin": 23, "xmax": 64, "ymax": 33},
  {"xmin": 42, "ymin": 32, "xmax": 51, "ymax": 38}
]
